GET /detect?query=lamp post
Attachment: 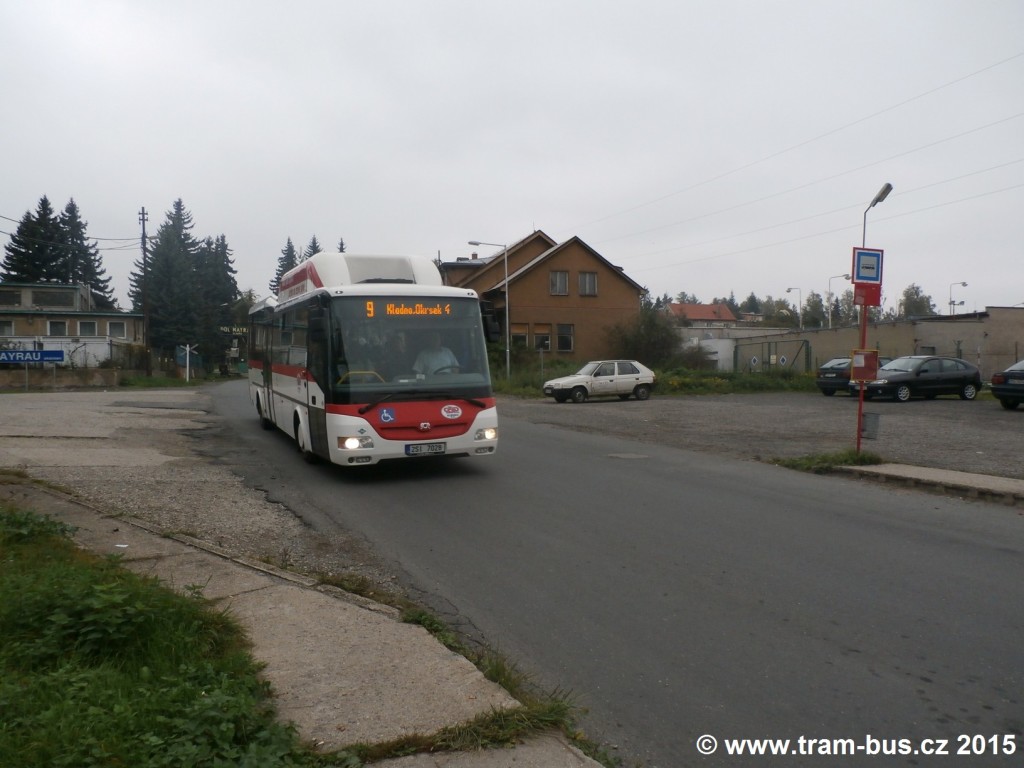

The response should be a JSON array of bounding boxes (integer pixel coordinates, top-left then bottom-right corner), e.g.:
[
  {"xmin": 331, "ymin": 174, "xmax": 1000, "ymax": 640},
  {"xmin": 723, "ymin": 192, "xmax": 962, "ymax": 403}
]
[
  {"xmin": 827, "ymin": 273, "xmax": 850, "ymax": 329},
  {"xmin": 858, "ymin": 182, "xmax": 893, "ymax": 337},
  {"xmin": 948, "ymin": 281, "xmax": 967, "ymax": 315},
  {"xmin": 468, "ymin": 240, "xmax": 510, "ymax": 381},
  {"xmin": 856, "ymin": 182, "xmax": 893, "ymax": 454},
  {"xmin": 786, "ymin": 287, "xmax": 803, "ymax": 329}
]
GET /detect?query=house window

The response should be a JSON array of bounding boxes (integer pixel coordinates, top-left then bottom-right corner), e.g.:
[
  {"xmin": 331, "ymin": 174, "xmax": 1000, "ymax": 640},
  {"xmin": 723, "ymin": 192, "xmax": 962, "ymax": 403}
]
[
  {"xmin": 579, "ymin": 272, "xmax": 598, "ymax": 296},
  {"xmin": 48, "ymin": 320, "xmax": 68, "ymax": 336},
  {"xmin": 549, "ymin": 271, "xmax": 569, "ymax": 296},
  {"xmin": 556, "ymin": 324, "xmax": 574, "ymax": 352},
  {"xmin": 0, "ymin": 319, "xmax": 13, "ymax": 336},
  {"xmin": 511, "ymin": 332, "xmax": 528, "ymax": 348},
  {"xmin": 532, "ymin": 323, "xmax": 551, "ymax": 351},
  {"xmin": 0, "ymin": 289, "xmax": 20, "ymax": 307},
  {"xmin": 34, "ymin": 290, "xmax": 75, "ymax": 308},
  {"xmin": 108, "ymin": 321, "xmax": 127, "ymax": 338},
  {"xmin": 78, "ymin": 320, "xmax": 98, "ymax": 336}
]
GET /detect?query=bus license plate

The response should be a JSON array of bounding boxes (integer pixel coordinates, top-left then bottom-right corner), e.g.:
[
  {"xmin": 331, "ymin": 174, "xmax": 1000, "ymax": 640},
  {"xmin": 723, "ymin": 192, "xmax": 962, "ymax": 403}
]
[{"xmin": 406, "ymin": 442, "xmax": 446, "ymax": 456}]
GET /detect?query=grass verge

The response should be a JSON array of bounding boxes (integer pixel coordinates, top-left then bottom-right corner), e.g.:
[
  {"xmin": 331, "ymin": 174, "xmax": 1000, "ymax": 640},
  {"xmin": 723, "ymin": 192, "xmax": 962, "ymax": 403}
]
[
  {"xmin": 0, "ymin": 504, "xmax": 603, "ymax": 767},
  {"xmin": 0, "ymin": 505, "xmax": 310, "ymax": 768},
  {"xmin": 769, "ymin": 448, "xmax": 885, "ymax": 474}
]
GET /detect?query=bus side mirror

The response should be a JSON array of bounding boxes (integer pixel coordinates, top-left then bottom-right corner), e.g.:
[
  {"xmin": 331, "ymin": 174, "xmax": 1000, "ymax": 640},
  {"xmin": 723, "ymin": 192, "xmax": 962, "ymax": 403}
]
[
  {"xmin": 479, "ymin": 300, "xmax": 501, "ymax": 342},
  {"xmin": 484, "ymin": 317, "xmax": 500, "ymax": 343}
]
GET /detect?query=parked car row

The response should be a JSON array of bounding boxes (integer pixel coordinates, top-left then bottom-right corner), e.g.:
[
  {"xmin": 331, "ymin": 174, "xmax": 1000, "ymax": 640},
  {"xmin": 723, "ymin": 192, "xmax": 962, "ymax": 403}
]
[
  {"xmin": 815, "ymin": 356, "xmax": 893, "ymax": 396},
  {"xmin": 541, "ymin": 355, "xmax": 1022, "ymax": 409},
  {"xmin": 817, "ymin": 354, "xmax": 1024, "ymax": 408}
]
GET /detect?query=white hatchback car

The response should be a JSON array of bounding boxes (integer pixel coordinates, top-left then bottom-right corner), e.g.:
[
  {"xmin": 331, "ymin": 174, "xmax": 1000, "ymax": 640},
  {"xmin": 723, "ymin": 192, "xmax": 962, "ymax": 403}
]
[{"xmin": 542, "ymin": 360, "xmax": 656, "ymax": 403}]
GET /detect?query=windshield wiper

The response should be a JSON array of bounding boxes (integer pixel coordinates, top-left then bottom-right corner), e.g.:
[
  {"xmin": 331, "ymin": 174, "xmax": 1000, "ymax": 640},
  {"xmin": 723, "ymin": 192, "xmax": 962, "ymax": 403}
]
[{"xmin": 358, "ymin": 393, "xmax": 397, "ymax": 415}]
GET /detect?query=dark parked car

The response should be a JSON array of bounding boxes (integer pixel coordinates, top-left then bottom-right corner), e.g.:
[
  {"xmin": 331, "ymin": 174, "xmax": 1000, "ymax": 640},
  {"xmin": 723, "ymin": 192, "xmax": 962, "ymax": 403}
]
[
  {"xmin": 817, "ymin": 356, "xmax": 892, "ymax": 395},
  {"xmin": 990, "ymin": 360, "xmax": 1024, "ymax": 410},
  {"xmin": 860, "ymin": 355, "xmax": 981, "ymax": 402},
  {"xmin": 816, "ymin": 358, "xmax": 851, "ymax": 396}
]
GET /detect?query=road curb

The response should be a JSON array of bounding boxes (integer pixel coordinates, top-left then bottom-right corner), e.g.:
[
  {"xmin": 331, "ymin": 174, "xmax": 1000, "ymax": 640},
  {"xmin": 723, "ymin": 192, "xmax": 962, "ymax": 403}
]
[{"xmin": 836, "ymin": 464, "xmax": 1024, "ymax": 509}]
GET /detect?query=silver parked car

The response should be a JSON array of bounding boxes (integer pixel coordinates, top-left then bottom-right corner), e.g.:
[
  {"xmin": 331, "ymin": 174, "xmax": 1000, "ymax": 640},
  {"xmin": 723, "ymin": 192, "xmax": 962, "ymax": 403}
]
[{"xmin": 543, "ymin": 360, "xmax": 656, "ymax": 403}]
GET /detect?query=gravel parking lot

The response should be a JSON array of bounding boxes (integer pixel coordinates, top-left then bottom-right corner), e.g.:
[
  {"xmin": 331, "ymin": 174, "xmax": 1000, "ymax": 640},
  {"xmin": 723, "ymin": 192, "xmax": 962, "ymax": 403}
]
[{"xmin": 498, "ymin": 391, "xmax": 1024, "ymax": 480}]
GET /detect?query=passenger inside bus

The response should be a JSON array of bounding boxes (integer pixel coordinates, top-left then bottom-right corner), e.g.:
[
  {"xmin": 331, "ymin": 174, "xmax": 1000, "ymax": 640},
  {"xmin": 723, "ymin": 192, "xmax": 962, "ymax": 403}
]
[
  {"xmin": 382, "ymin": 331, "xmax": 414, "ymax": 379},
  {"xmin": 413, "ymin": 331, "xmax": 460, "ymax": 376},
  {"xmin": 334, "ymin": 329, "xmax": 381, "ymax": 383}
]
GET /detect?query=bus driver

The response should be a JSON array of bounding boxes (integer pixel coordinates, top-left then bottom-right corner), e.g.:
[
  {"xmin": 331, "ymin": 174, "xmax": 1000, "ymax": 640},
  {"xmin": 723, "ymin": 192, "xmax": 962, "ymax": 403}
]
[{"xmin": 413, "ymin": 331, "xmax": 460, "ymax": 375}]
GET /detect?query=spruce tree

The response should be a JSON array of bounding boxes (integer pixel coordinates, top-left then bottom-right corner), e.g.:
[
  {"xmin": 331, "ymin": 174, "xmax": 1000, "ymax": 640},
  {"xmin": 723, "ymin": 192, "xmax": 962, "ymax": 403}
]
[
  {"xmin": 0, "ymin": 196, "xmax": 63, "ymax": 283},
  {"xmin": 129, "ymin": 199, "xmax": 202, "ymax": 356},
  {"xmin": 337, "ymin": 237, "xmax": 346, "ymax": 253},
  {"xmin": 271, "ymin": 237, "xmax": 298, "ymax": 294},
  {"xmin": 58, "ymin": 199, "xmax": 116, "ymax": 308},
  {"xmin": 194, "ymin": 234, "xmax": 239, "ymax": 368},
  {"xmin": 302, "ymin": 235, "xmax": 323, "ymax": 261}
]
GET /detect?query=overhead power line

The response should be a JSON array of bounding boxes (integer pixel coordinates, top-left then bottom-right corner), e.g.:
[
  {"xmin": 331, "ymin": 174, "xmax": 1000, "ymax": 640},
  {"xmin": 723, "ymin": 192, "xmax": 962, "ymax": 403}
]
[
  {"xmin": 596, "ymin": 112, "xmax": 1024, "ymax": 248},
  {"xmin": 575, "ymin": 50, "xmax": 1024, "ymax": 231},
  {"xmin": 628, "ymin": 182, "xmax": 1024, "ymax": 273}
]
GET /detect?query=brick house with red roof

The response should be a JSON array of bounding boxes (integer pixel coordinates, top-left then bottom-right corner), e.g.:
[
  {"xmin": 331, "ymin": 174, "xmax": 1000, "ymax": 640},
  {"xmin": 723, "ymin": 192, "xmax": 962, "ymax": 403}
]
[{"xmin": 666, "ymin": 302, "xmax": 738, "ymax": 327}]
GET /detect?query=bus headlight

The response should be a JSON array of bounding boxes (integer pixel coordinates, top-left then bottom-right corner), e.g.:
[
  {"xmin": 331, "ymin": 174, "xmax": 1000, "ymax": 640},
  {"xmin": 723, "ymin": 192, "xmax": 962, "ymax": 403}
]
[
  {"xmin": 339, "ymin": 436, "xmax": 374, "ymax": 450},
  {"xmin": 475, "ymin": 427, "xmax": 498, "ymax": 441}
]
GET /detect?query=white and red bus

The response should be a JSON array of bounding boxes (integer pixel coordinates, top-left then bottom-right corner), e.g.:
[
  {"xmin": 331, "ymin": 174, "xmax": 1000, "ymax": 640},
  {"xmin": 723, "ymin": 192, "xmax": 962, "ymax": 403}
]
[{"xmin": 248, "ymin": 252, "xmax": 499, "ymax": 466}]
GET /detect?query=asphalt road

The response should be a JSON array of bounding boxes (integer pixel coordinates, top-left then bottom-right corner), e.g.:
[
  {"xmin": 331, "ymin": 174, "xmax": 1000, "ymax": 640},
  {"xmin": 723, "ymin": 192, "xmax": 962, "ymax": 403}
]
[{"xmin": 209, "ymin": 383, "xmax": 1024, "ymax": 767}]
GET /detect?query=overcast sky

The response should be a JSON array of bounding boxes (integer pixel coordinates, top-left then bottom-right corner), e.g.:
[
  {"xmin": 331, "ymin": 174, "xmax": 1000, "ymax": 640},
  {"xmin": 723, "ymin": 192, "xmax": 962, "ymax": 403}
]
[{"xmin": 2, "ymin": 0, "xmax": 1022, "ymax": 314}]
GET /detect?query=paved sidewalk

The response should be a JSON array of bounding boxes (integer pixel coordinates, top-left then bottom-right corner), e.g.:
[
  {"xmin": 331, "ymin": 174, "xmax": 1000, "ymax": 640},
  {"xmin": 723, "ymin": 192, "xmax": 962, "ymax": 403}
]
[
  {"xmin": 0, "ymin": 480, "xmax": 601, "ymax": 768},
  {"xmin": 837, "ymin": 463, "xmax": 1024, "ymax": 508}
]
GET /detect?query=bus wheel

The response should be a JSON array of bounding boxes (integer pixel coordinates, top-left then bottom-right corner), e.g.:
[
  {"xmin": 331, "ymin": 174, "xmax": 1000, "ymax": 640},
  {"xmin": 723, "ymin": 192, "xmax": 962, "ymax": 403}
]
[
  {"xmin": 294, "ymin": 416, "xmax": 318, "ymax": 464},
  {"xmin": 257, "ymin": 397, "xmax": 273, "ymax": 430}
]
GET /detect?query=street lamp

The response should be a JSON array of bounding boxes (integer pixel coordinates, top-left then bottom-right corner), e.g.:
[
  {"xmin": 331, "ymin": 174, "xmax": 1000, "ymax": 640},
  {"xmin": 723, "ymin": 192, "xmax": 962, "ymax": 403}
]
[
  {"xmin": 827, "ymin": 273, "xmax": 850, "ymax": 329},
  {"xmin": 856, "ymin": 183, "xmax": 893, "ymax": 455},
  {"xmin": 858, "ymin": 182, "xmax": 893, "ymax": 329},
  {"xmin": 786, "ymin": 287, "xmax": 803, "ymax": 329},
  {"xmin": 948, "ymin": 281, "xmax": 967, "ymax": 315},
  {"xmin": 862, "ymin": 183, "xmax": 892, "ymax": 247},
  {"xmin": 468, "ymin": 240, "xmax": 510, "ymax": 381}
]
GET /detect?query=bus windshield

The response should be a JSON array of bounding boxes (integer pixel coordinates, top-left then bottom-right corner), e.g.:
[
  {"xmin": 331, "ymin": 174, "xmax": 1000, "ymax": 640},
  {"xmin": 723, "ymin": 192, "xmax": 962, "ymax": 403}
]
[{"xmin": 326, "ymin": 294, "xmax": 492, "ymax": 404}]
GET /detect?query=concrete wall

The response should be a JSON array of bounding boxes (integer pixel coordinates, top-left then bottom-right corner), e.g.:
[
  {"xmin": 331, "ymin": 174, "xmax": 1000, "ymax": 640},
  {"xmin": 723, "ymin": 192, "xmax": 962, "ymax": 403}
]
[
  {"xmin": 719, "ymin": 307, "xmax": 1024, "ymax": 378},
  {"xmin": 0, "ymin": 367, "xmax": 133, "ymax": 390}
]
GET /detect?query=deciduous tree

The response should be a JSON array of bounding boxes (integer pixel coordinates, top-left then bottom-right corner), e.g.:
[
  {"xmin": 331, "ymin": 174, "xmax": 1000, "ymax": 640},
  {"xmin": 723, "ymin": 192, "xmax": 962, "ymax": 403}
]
[{"xmin": 607, "ymin": 305, "xmax": 682, "ymax": 367}]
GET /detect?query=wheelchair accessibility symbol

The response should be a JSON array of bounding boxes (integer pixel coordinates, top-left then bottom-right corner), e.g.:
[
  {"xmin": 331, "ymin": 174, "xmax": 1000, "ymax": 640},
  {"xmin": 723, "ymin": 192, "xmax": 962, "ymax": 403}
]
[{"xmin": 380, "ymin": 408, "xmax": 395, "ymax": 423}]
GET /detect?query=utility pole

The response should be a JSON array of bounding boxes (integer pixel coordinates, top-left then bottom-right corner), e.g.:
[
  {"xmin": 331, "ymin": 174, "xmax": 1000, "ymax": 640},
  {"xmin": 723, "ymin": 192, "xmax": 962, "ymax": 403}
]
[{"xmin": 139, "ymin": 207, "xmax": 151, "ymax": 376}]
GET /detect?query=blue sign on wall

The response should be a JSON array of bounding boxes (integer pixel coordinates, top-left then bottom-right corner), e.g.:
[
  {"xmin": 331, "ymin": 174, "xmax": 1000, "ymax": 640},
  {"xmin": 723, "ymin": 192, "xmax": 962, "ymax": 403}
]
[{"xmin": 0, "ymin": 350, "xmax": 66, "ymax": 363}]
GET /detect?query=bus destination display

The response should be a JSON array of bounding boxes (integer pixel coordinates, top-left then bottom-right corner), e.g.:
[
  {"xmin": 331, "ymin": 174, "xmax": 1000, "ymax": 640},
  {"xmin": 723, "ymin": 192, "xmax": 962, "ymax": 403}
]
[{"xmin": 368, "ymin": 301, "xmax": 453, "ymax": 318}]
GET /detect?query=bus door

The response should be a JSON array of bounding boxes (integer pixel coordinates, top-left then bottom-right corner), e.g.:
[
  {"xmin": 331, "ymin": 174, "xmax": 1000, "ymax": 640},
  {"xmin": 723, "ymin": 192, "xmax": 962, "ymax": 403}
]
[
  {"xmin": 305, "ymin": 307, "xmax": 331, "ymax": 457},
  {"xmin": 251, "ymin": 309, "xmax": 277, "ymax": 425}
]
